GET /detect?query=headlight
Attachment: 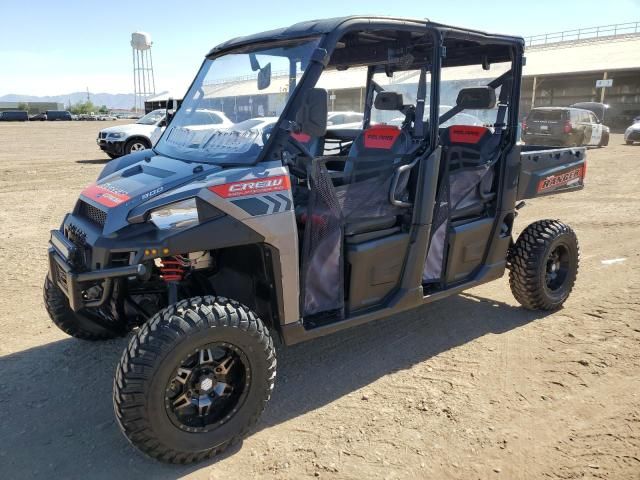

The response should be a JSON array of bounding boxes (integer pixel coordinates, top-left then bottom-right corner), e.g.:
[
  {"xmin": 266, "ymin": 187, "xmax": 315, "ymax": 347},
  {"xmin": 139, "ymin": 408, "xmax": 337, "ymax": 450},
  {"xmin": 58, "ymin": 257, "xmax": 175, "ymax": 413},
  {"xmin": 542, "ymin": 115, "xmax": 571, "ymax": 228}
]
[
  {"xmin": 149, "ymin": 198, "xmax": 199, "ymax": 231},
  {"xmin": 108, "ymin": 132, "xmax": 125, "ymax": 138}
]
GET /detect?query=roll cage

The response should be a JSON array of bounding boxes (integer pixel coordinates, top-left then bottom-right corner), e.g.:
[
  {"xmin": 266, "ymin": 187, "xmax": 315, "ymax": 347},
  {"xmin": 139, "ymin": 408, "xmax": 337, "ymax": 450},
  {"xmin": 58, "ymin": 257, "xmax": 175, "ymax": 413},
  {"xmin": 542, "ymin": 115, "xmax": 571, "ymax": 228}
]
[{"xmin": 200, "ymin": 16, "xmax": 524, "ymax": 168}]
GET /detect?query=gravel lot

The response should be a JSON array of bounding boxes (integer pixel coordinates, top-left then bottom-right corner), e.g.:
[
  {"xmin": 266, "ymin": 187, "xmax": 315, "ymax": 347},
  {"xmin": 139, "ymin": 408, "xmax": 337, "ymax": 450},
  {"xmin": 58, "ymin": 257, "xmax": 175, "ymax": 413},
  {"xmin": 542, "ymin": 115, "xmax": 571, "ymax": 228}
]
[{"xmin": 0, "ymin": 121, "xmax": 638, "ymax": 479}]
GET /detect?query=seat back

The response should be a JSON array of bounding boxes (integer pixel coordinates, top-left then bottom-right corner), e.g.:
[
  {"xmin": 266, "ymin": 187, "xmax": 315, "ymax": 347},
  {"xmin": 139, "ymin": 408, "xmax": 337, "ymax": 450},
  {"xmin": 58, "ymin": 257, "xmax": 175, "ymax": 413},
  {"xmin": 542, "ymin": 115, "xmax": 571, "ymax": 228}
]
[
  {"xmin": 440, "ymin": 125, "xmax": 497, "ymax": 219},
  {"xmin": 344, "ymin": 124, "xmax": 412, "ymax": 183},
  {"xmin": 344, "ymin": 91, "xmax": 415, "ymax": 183}
]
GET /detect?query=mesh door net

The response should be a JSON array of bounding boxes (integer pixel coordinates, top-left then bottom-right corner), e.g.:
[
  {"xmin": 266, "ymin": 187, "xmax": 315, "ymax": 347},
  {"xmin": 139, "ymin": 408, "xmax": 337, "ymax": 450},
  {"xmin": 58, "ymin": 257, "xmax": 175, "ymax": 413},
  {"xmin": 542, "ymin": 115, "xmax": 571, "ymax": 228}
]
[
  {"xmin": 423, "ymin": 133, "xmax": 503, "ymax": 284},
  {"xmin": 301, "ymin": 155, "xmax": 409, "ymax": 317}
]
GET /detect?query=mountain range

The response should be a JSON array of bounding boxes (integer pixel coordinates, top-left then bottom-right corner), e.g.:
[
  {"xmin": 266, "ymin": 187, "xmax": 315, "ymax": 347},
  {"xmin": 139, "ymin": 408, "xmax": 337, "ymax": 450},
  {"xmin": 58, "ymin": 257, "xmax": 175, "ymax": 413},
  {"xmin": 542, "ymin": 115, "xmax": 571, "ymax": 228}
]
[{"xmin": 0, "ymin": 92, "xmax": 136, "ymax": 110}]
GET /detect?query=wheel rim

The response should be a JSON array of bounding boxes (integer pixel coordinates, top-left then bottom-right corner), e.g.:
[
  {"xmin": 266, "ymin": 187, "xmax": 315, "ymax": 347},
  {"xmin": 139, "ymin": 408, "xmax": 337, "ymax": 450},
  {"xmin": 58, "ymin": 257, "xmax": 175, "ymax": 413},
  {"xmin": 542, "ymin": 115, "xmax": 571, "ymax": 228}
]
[
  {"xmin": 130, "ymin": 142, "xmax": 146, "ymax": 151},
  {"xmin": 164, "ymin": 343, "xmax": 251, "ymax": 433},
  {"xmin": 544, "ymin": 244, "xmax": 570, "ymax": 293}
]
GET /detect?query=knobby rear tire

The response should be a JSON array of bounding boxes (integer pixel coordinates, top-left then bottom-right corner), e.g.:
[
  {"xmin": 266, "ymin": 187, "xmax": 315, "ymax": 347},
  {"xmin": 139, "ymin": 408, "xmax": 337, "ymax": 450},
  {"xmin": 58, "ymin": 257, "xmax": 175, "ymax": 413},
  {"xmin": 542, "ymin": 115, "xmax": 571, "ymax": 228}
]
[{"xmin": 507, "ymin": 220, "xmax": 579, "ymax": 311}]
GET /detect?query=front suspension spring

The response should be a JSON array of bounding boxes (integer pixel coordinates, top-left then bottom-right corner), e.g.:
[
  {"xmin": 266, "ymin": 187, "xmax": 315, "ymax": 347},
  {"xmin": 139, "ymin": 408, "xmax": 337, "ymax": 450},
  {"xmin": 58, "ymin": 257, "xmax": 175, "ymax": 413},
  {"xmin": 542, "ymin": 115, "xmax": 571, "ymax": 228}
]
[{"xmin": 159, "ymin": 255, "xmax": 190, "ymax": 282}]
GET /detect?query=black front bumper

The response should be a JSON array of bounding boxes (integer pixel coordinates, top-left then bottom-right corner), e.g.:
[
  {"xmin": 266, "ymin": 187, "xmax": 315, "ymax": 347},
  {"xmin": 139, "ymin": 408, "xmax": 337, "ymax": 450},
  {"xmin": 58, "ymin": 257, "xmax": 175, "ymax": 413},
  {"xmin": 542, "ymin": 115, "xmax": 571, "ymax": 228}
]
[
  {"xmin": 97, "ymin": 138, "xmax": 125, "ymax": 156},
  {"xmin": 48, "ymin": 229, "xmax": 146, "ymax": 311}
]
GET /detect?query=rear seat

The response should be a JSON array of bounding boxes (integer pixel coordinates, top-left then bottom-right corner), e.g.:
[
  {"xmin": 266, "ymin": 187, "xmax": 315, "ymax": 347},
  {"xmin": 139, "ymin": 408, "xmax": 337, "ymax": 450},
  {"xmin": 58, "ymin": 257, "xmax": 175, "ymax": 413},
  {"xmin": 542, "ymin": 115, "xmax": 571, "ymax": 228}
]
[{"xmin": 440, "ymin": 125, "xmax": 497, "ymax": 220}]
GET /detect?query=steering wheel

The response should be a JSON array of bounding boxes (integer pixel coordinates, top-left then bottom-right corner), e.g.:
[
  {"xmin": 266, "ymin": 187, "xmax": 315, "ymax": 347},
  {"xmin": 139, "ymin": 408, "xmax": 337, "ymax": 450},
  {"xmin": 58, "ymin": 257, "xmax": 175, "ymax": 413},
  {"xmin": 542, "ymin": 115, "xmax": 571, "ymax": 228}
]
[{"xmin": 286, "ymin": 134, "xmax": 314, "ymax": 159}]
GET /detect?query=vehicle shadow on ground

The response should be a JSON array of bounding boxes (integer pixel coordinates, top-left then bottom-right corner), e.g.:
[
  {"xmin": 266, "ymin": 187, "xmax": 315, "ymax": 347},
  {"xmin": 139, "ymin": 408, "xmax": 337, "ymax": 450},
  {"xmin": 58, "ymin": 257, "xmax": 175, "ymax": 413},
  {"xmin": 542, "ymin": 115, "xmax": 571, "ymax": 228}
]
[
  {"xmin": 75, "ymin": 158, "xmax": 111, "ymax": 164},
  {"xmin": 0, "ymin": 293, "xmax": 549, "ymax": 479}
]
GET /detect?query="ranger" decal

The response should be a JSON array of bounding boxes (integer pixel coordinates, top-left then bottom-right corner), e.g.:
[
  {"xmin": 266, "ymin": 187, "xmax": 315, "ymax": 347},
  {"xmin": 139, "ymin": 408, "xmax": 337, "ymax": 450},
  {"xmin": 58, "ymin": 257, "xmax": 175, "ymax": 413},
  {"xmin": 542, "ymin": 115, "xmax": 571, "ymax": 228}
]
[
  {"xmin": 537, "ymin": 166, "xmax": 584, "ymax": 193},
  {"xmin": 208, "ymin": 175, "xmax": 291, "ymax": 198}
]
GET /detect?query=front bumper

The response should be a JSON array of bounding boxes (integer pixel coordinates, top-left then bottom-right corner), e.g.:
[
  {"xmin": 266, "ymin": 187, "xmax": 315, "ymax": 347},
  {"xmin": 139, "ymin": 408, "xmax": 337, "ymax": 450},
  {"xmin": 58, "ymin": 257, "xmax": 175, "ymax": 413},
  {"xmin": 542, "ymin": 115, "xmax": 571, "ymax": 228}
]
[
  {"xmin": 48, "ymin": 229, "xmax": 146, "ymax": 311},
  {"xmin": 625, "ymin": 130, "xmax": 640, "ymax": 142},
  {"xmin": 97, "ymin": 137, "xmax": 125, "ymax": 156}
]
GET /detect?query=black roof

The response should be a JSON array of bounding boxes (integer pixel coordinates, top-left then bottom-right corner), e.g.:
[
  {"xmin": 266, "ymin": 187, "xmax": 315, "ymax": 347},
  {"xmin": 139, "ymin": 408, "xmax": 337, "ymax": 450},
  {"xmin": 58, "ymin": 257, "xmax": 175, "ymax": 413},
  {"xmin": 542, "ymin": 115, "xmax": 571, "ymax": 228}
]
[{"xmin": 207, "ymin": 15, "xmax": 524, "ymax": 57}]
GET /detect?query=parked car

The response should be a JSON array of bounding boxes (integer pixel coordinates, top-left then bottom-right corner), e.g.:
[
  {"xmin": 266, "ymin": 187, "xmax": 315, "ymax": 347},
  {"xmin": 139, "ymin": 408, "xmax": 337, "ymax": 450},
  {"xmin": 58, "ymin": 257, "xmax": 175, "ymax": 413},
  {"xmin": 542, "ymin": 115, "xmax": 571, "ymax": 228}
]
[
  {"xmin": 624, "ymin": 120, "xmax": 640, "ymax": 145},
  {"xmin": 29, "ymin": 112, "xmax": 48, "ymax": 121},
  {"xmin": 570, "ymin": 102, "xmax": 609, "ymax": 123},
  {"xmin": 45, "ymin": 110, "xmax": 72, "ymax": 121},
  {"xmin": 99, "ymin": 108, "xmax": 233, "ymax": 158},
  {"xmin": 327, "ymin": 111, "xmax": 364, "ymax": 129},
  {"xmin": 522, "ymin": 107, "xmax": 609, "ymax": 147},
  {"xmin": 0, "ymin": 110, "xmax": 29, "ymax": 121}
]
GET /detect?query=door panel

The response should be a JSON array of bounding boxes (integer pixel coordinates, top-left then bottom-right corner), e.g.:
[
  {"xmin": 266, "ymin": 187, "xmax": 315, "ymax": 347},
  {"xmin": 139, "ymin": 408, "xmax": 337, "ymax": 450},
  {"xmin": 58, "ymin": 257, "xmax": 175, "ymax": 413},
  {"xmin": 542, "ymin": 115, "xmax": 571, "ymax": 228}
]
[{"xmin": 346, "ymin": 232, "xmax": 410, "ymax": 313}]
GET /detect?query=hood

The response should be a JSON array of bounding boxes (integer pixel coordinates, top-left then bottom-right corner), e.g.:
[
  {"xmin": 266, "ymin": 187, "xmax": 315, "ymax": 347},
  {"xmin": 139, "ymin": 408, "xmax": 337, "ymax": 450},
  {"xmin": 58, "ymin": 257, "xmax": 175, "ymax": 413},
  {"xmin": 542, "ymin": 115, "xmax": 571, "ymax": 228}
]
[
  {"xmin": 99, "ymin": 122, "xmax": 157, "ymax": 136},
  {"xmin": 80, "ymin": 153, "xmax": 221, "ymax": 235}
]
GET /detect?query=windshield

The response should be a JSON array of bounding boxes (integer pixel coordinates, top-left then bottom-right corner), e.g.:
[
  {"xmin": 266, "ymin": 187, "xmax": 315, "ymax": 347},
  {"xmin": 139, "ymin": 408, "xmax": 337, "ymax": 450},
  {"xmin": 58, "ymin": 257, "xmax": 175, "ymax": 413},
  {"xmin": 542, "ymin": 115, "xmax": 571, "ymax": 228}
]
[
  {"xmin": 528, "ymin": 110, "xmax": 564, "ymax": 122},
  {"xmin": 137, "ymin": 109, "xmax": 165, "ymax": 125},
  {"xmin": 155, "ymin": 37, "xmax": 321, "ymax": 164}
]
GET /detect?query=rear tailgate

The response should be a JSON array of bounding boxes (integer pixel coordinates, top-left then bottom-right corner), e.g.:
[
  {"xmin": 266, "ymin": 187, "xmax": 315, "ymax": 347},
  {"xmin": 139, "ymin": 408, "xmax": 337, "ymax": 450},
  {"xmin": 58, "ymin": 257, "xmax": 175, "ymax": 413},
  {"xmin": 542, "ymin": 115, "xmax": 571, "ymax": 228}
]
[
  {"xmin": 526, "ymin": 110, "xmax": 565, "ymax": 137},
  {"xmin": 517, "ymin": 146, "xmax": 586, "ymax": 200}
]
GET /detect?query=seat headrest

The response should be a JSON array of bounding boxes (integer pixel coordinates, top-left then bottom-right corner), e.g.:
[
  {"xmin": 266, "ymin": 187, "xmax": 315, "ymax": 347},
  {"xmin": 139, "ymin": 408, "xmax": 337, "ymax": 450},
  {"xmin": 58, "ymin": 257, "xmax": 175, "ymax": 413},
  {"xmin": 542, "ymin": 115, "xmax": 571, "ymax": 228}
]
[
  {"xmin": 374, "ymin": 92, "xmax": 404, "ymax": 111},
  {"xmin": 362, "ymin": 125, "xmax": 402, "ymax": 149},
  {"xmin": 447, "ymin": 125, "xmax": 490, "ymax": 144}
]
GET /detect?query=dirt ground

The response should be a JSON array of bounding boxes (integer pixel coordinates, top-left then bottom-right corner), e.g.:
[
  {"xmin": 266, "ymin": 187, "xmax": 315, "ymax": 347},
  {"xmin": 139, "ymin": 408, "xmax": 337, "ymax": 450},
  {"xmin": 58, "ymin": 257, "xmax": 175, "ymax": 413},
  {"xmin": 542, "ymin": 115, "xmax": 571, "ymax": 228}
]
[{"xmin": 0, "ymin": 121, "xmax": 638, "ymax": 480}]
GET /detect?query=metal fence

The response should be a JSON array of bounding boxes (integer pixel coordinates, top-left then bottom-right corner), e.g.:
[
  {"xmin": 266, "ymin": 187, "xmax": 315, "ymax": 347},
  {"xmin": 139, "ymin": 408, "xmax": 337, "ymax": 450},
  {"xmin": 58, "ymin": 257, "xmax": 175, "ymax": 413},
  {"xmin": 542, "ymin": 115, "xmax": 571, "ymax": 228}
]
[{"xmin": 525, "ymin": 21, "xmax": 640, "ymax": 47}]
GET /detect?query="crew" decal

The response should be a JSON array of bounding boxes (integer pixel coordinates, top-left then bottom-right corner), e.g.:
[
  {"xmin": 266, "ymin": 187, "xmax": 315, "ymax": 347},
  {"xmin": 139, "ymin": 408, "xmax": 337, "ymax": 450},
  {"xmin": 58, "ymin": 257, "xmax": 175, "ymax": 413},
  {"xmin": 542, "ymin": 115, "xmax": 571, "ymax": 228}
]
[
  {"xmin": 82, "ymin": 183, "xmax": 131, "ymax": 207},
  {"xmin": 208, "ymin": 175, "xmax": 291, "ymax": 198}
]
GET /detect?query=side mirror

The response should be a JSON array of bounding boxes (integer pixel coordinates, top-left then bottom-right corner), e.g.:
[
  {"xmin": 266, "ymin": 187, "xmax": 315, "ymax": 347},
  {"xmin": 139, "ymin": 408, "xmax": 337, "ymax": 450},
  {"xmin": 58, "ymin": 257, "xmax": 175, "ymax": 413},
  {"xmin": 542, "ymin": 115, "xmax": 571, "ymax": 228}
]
[
  {"xmin": 249, "ymin": 53, "xmax": 261, "ymax": 72},
  {"xmin": 257, "ymin": 63, "xmax": 271, "ymax": 91},
  {"xmin": 166, "ymin": 97, "xmax": 177, "ymax": 122},
  {"xmin": 456, "ymin": 87, "xmax": 496, "ymax": 110},
  {"xmin": 295, "ymin": 88, "xmax": 328, "ymax": 137}
]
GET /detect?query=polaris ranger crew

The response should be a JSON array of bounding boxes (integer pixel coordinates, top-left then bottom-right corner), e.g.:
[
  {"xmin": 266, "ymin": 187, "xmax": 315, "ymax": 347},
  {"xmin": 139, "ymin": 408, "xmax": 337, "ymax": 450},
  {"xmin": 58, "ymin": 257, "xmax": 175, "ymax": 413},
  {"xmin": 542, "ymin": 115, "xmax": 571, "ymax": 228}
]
[{"xmin": 45, "ymin": 16, "xmax": 585, "ymax": 463}]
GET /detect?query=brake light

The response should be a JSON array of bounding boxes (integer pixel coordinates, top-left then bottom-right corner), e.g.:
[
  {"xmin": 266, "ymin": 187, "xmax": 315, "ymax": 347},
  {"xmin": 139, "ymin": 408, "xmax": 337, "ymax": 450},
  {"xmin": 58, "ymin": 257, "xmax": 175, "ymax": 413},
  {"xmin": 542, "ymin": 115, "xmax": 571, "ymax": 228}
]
[
  {"xmin": 563, "ymin": 121, "xmax": 573, "ymax": 134},
  {"xmin": 522, "ymin": 119, "xmax": 527, "ymax": 131}
]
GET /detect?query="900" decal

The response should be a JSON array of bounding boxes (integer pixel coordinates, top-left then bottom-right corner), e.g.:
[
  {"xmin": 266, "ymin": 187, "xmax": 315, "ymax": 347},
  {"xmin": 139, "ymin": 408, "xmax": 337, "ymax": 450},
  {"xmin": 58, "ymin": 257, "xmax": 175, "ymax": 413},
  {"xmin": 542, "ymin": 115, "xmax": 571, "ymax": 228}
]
[{"xmin": 537, "ymin": 166, "xmax": 584, "ymax": 193}]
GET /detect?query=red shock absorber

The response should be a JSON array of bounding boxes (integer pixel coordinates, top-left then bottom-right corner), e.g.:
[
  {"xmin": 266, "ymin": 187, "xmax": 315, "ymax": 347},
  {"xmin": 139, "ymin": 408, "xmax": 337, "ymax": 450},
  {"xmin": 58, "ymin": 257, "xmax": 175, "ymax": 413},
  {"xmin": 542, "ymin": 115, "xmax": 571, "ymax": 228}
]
[{"xmin": 159, "ymin": 256, "xmax": 190, "ymax": 282}]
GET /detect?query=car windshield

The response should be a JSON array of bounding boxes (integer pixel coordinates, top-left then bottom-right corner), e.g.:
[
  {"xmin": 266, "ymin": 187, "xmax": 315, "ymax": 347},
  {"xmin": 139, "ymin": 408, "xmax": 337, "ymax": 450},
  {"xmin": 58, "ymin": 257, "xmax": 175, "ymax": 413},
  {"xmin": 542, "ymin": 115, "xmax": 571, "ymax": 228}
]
[
  {"xmin": 155, "ymin": 37, "xmax": 321, "ymax": 165},
  {"xmin": 137, "ymin": 109, "xmax": 165, "ymax": 125}
]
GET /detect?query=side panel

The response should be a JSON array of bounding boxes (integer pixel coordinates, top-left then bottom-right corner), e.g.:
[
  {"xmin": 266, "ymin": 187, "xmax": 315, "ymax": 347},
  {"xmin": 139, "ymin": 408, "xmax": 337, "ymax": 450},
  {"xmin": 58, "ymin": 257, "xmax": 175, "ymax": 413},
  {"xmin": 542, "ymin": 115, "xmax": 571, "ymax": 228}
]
[
  {"xmin": 199, "ymin": 161, "xmax": 301, "ymax": 324},
  {"xmin": 517, "ymin": 147, "xmax": 586, "ymax": 200},
  {"xmin": 346, "ymin": 232, "xmax": 410, "ymax": 313},
  {"xmin": 445, "ymin": 217, "xmax": 494, "ymax": 284}
]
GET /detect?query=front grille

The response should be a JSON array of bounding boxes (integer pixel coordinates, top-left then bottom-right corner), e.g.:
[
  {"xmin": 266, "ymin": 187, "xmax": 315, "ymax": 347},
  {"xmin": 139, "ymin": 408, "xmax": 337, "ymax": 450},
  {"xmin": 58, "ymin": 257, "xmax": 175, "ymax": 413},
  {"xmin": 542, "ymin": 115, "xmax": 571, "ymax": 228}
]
[{"xmin": 79, "ymin": 201, "xmax": 107, "ymax": 227}]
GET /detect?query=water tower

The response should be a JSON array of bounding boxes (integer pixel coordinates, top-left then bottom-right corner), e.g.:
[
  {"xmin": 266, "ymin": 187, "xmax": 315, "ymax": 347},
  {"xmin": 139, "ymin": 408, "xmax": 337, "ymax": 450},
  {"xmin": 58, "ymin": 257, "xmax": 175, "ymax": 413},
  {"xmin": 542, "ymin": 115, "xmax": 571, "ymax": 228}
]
[{"xmin": 131, "ymin": 32, "xmax": 156, "ymax": 113}]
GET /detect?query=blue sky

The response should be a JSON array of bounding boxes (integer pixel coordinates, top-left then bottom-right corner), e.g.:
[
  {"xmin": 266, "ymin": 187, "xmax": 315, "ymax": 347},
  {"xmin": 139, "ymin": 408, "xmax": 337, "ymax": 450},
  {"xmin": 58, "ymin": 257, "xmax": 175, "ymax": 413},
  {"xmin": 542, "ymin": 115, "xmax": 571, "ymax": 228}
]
[{"xmin": 1, "ymin": 0, "xmax": 639, "ymax": 96}]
